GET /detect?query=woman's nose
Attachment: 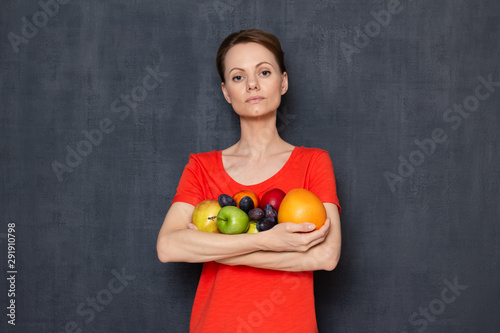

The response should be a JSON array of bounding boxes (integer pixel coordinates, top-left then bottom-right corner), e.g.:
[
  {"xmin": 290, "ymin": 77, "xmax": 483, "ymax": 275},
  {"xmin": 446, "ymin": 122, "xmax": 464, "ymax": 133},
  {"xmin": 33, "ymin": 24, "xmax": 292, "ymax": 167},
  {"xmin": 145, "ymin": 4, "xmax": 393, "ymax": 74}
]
[{"xmin": 247, "ymin": 75, "xmax": 259, "ymax": 90}]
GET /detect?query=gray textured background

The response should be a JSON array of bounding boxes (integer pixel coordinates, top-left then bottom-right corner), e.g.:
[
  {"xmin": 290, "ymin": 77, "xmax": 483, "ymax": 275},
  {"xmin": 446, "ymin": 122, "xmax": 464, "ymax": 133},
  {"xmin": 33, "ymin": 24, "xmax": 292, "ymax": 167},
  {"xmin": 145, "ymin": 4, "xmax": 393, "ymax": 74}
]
[{"xmin": 1, "ymin": 0, "xmax": 499, "ymax": 332}]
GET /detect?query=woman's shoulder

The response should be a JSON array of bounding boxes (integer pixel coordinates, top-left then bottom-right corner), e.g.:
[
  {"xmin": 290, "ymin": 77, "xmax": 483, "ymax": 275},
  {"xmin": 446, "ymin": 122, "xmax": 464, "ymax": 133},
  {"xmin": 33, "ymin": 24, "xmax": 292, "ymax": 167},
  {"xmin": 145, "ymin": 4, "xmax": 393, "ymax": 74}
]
[
  {"xmin": 180, "ymin": 150, "xmax": 221, "ymax": 173},
  {"xmin": 290, "ymin": 146, "xmax": 334, "ymax": 167},
  {"xmin": 294, "ymin": 146, "xmax": 330, "ymax": 157},
  {"xmin": 188, "ymin": 149, "xmax": 220, "ymax": 163}
]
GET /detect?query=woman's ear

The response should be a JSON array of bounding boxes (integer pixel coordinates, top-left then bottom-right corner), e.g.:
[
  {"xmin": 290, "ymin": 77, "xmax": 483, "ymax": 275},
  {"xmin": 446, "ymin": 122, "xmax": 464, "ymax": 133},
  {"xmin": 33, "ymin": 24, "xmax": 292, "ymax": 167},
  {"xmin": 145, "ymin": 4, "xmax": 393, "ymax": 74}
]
[
  {"xmin": 280, "ymin": 72, "xmax": 289, "ymax": 95},
  {"xmin": 221, "ymin": 82, "xmax": 232, "ymax": 104}
]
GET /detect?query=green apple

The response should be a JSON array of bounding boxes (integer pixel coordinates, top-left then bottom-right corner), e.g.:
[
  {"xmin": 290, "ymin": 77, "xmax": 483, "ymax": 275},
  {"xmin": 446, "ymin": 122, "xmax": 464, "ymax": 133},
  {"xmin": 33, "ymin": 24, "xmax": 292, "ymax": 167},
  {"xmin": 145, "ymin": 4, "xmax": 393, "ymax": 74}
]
[
  {"xmin": 192, "ymin": 199, "xmax": 221, "ymax": 233},
  {"xmin": 246, "ymin": 221, "xmax": 258, "ymax": 233},
  {"xmin": 217, "ymin": 206, "xmax": 250, "ymax": 234}
]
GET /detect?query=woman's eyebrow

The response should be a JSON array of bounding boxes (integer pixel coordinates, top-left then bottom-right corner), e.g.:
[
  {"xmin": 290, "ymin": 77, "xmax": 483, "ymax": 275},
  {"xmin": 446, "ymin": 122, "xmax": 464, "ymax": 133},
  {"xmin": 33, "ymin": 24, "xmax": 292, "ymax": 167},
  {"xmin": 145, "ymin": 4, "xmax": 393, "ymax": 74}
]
[{"xmin": 228, "ymin": 62, "xmax": 274, "ymax": 74}]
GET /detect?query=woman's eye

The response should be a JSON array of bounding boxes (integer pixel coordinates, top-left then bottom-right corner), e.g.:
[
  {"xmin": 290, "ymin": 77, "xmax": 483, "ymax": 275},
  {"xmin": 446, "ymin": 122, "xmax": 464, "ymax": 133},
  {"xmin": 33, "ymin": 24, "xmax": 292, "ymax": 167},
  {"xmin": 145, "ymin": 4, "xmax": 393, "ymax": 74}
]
[
  {"xmin": 232, "ymin": 75, "xmax": 243, "ymax": 82},
  {"xmin": 261, "ymin": 70, "xmax": 271, "ymax": 76}
]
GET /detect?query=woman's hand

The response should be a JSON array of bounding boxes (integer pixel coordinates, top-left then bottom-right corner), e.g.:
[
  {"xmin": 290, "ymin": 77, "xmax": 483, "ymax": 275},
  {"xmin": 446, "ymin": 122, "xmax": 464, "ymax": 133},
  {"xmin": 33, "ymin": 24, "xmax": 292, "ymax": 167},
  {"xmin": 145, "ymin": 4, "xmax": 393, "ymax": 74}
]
[{"xmin": 258, "ymin": 218, "xmax": 331, "ymax": 253}]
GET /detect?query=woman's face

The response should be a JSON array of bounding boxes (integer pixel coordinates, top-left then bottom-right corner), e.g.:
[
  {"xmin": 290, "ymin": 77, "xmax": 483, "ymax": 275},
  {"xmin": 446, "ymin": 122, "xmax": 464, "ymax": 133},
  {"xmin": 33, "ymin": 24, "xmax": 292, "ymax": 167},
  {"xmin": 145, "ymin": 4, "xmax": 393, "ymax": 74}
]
[{"xmin": 221, "ymin": 42, "xmax": 288, "ymax": 117}]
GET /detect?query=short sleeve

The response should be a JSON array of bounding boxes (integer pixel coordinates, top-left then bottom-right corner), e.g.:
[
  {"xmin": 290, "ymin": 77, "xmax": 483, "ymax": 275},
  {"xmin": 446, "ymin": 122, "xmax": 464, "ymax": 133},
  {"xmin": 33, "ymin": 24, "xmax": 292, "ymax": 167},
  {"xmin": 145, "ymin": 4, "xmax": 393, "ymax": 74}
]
[
  {"xmin": 171, "ymin": 154, "xmax": 205, "ymax": 207},
  {"xmin": 308, "ymin": 150, "xmax": 341, "ymax": 214}
]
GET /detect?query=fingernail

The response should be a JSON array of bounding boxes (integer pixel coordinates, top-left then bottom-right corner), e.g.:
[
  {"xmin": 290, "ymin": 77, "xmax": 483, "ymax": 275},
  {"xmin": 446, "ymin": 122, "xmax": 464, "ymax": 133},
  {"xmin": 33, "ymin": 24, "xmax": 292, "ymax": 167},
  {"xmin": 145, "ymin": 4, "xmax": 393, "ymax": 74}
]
[{"xmin": 309, "ymin": 224, "xmax": 315, "ymax": 230}]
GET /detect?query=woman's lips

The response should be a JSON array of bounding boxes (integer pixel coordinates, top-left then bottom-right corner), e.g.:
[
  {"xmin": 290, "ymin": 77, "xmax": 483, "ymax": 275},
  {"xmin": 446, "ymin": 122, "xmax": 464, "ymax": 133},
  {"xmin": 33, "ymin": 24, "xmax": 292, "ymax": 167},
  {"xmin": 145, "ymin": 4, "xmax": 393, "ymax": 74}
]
[{"xmin": 246, "ymin": 96, "xmax": 264, "ymax": 104}]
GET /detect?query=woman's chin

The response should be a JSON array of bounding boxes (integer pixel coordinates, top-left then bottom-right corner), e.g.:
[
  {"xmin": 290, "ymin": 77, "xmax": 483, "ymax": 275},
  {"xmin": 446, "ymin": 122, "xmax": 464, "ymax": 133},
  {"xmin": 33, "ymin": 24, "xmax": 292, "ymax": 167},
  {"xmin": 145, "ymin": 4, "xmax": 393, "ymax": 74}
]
[{"xmin": 235, "ymin": 106, "xmax": 278, "ymax": 118}]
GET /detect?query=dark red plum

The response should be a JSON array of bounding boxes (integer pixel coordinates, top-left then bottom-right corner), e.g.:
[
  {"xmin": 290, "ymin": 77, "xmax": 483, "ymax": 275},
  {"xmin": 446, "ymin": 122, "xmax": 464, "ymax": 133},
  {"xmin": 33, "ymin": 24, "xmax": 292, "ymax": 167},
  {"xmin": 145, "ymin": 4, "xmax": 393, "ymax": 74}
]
[
  {"xmin": 257, "ymin": 217, "xmax": 277, "ymax": 232},
  {"xmin": 239, "ymin": 196, "xmax": 254, "ymax": 214},
  {"xmin": 248, "ymin": 208, "xmax": 265, "ymax": 221},
  {"xmin": 218, "ymin": 194, "xmax": 236, "ymax": 208},
  {"xmin": 264, "ymin": 204, "xmax": 278, "ymax": 221}
]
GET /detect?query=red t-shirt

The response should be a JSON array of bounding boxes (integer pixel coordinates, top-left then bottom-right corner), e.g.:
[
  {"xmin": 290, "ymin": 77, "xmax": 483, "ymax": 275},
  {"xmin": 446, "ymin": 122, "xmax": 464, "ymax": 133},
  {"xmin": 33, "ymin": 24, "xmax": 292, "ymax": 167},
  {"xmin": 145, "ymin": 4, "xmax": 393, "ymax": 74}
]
[{"xmin": 171, "ymin": 146, "xmax": 341, "ymax": 333}]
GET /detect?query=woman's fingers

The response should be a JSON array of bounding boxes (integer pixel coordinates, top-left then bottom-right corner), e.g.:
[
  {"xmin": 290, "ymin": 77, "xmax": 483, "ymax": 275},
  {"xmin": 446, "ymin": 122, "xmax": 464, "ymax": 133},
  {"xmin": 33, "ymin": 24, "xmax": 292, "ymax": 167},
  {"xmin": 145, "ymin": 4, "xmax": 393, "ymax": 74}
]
[
  {"xmin": 318, "ymin": 217, "xmax": 331, "ymax": 235},
  {"xmin": 283, "ymin": 222, "xmax": 317, "ymax": 232},
  {"xmin": 266, "ymin": 221, "xmax": 329, "ymax": 252},
  {"xmin": 187, "ymin": 223, "xmax": 199, "ymax": 230},
  {"xmin": 299, "ymin": 218, "xmax": 332, "ymax": 247}
]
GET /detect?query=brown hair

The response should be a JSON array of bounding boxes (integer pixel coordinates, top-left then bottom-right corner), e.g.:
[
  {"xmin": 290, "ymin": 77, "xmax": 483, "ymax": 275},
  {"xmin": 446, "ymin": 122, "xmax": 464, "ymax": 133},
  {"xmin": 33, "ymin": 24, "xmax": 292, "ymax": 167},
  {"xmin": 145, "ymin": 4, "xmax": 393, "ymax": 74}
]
[{"xmin": 216, "ymin": 29, "xmax": 286, "ymax": 82}]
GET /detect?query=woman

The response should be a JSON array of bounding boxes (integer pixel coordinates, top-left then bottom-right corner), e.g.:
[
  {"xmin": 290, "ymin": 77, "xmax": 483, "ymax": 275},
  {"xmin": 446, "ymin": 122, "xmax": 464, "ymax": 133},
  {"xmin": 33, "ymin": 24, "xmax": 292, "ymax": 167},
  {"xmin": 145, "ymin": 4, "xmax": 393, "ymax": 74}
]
[{"xmin": 156, "ymin": 29, "xmax": 342, "ymax": 332}]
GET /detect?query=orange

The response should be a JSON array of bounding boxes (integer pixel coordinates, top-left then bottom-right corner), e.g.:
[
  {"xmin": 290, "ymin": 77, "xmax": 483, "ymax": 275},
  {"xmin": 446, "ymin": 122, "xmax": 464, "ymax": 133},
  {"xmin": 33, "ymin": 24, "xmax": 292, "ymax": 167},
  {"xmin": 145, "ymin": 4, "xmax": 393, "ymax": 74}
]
[
  {"xmin": 277, "ymin": 188, "xmax": 326, "ymax": 230},
  {"xmin": 233, "ymin": 189, "xmax": 259, "ymax": 210}
]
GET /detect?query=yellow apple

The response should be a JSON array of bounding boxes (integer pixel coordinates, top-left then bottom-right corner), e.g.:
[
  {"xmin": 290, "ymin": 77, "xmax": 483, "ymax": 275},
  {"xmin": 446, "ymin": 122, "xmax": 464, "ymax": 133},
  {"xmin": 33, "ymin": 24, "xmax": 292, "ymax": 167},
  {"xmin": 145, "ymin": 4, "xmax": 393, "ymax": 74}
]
[{"xmin": 192, "ymin": 199, "xmax": 221, "ymax": 233}]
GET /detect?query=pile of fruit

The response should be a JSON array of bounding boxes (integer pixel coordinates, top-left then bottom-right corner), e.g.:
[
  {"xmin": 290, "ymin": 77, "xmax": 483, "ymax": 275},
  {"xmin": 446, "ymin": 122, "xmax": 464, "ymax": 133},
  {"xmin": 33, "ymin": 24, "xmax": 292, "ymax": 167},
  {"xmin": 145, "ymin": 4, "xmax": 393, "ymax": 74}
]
[{"xmin": 192, "ymin": 188, "xmax": 326, "ymax": 235}]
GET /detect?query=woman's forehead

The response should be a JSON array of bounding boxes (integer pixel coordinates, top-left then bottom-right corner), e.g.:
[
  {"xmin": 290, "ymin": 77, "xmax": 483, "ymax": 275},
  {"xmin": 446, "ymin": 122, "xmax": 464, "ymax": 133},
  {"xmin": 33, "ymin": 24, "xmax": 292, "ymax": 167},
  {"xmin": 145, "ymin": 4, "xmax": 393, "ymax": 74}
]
[{"xmin": 225, "ymin": 42, "xmax": 278, "ymax": 68}]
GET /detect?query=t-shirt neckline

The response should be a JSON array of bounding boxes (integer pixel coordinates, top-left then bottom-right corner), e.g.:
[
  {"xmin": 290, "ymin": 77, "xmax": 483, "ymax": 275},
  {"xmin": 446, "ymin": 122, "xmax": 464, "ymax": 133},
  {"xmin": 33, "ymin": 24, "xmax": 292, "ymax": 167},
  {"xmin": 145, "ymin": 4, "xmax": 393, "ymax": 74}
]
[{"xmin": 217, "ymin": 146, "xmax": 299, "ymax": 188}]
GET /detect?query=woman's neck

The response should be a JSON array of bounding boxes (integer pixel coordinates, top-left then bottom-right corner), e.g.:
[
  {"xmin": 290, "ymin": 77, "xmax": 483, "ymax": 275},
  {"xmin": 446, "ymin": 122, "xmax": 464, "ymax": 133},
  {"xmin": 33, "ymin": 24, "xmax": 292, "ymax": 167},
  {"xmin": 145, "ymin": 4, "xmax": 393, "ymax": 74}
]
[{"xmin": 227, "ymin": 111, "xmax": 292, "ymax": 159}]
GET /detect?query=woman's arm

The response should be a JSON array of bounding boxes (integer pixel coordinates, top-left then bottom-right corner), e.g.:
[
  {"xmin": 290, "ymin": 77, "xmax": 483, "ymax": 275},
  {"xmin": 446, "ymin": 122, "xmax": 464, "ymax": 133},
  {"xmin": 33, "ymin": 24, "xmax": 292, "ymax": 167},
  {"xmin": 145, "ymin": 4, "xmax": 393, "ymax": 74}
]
[
  {"xmin": 156, "ymin": 202, "xmax": 330, "ymax": 263},
  {"xmin": 215, "ymin": 203, "xmax": 341, "ymax": 271}
]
